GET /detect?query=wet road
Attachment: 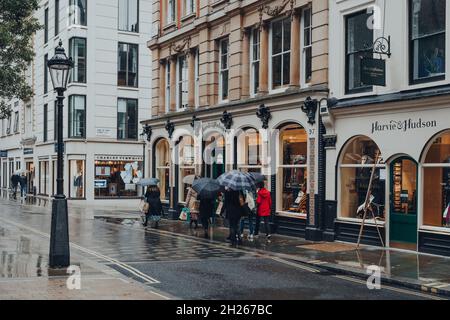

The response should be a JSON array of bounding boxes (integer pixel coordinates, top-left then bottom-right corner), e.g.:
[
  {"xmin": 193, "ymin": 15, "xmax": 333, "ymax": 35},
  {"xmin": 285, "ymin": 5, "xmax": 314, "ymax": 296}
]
[{"xmin": 0, "ymin": 198, "xmax": 444, "ymax": 300}]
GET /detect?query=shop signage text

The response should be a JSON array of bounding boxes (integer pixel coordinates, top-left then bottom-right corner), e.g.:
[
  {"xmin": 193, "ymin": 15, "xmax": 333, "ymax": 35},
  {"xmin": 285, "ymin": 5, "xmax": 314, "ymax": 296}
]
[
  {"xmin": 23, "ymin": 148, "xmax": 34, "ymax": 155},
  {"xmin": 361, "ymin": 58, "xmax": 386, "ymax": 87},
  {"xmin": 94, "ymin": 180, "xmax": 107, "ymax": 189},
  {"xmin": 0, "ymin": 150, "xmax": 7, "ymax": 158},
  {"xmin": 371, "ymin": 118, "xmax": 437, "ymax": 134}
]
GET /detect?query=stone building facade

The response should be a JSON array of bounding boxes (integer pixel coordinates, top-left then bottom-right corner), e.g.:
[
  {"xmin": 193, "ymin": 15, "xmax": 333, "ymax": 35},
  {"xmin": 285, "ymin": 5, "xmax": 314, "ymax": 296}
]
[{"xmin": 143, "ymin": 0, "xmax": 329, "ymax": 239}]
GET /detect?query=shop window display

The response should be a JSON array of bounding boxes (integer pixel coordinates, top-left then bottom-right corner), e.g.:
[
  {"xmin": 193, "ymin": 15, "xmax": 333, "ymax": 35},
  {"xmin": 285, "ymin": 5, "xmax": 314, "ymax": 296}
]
[
  {"xmin": 156, "ymin": 139, "xmax": 170, "ymax": 202},
  {"xmin": 176, "ymin": 136, "xmax": 195, "ymax": 202},
  {"xmin": 339, "ymin": 136, "xmax": 386, "ymax": 221},
  {"xmin": 278, "ymin": 124, "xmax": 308, "ymax": 216},
  {"xmin": 423, "ymin": 131, "xmax": 450, "ymax": 228},
  {"xmin": 39, "ymin": 161, "xmax": 49, "ymax": 196},
  {"xmin": 94, "ymin": 160, "xmax": 143, "ymax": 198},
  {"xmin": 69, "ymin": 160, "xmax": 85, "ymax": 199},
  {"xmin": 237, "ymin": 128, "xmax": 262, "ymax": 173}
]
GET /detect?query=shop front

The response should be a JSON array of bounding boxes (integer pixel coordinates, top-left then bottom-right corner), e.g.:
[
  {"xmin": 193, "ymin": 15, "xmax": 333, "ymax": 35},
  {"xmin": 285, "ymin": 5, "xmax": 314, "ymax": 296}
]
[
  {"xmin": 94, "ymin": 155, "xmax": 144, "ymax": 199},
  {"xmin": 324, "ymin": 100, "xmax": 450, "ymax": 256}
]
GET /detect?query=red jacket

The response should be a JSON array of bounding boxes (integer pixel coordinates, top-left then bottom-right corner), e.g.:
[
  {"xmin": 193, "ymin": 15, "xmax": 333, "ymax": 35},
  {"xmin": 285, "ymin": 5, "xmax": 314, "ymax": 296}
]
[{"xmin": 256, "ymin": 188, "xmax": 272, "ymax": 217}]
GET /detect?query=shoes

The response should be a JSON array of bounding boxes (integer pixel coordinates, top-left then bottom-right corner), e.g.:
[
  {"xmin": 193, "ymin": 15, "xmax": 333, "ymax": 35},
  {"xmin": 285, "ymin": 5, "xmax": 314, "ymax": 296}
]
[
  {"xmin": 240, "ymin": 233, "xmax": 244, "ymax": 239},
  {"xmin": 249, "ymin": 234, "xmax": 254, "ymax": 241},
  {"xmin": 266, "ymin": 234, "xmax": 271, "ymax": 240}
]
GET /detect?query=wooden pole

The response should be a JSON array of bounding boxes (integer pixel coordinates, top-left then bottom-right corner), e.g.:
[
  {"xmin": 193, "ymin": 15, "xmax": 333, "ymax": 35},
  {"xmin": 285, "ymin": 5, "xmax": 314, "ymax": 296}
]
[{"xmin": 356, "ymin": 151, "xmax": 385, "ymax": 248}]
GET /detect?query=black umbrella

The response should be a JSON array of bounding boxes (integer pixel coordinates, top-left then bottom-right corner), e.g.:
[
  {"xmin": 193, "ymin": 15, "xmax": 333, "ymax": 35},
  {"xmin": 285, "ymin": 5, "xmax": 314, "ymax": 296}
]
[
  {"xmin": 192, "ymin": 178, "xmax": 222, "ymax": 199},
  {"xmin": 249, "ymin": 172, "xmax": 267, "ymax": 184}
]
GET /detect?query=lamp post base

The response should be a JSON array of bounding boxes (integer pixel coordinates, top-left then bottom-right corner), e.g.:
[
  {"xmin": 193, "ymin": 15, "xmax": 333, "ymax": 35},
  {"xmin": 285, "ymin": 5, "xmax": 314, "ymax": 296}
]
[{"xmin": 49, "ymin": 197, "xmax": 70, "ymax": 269}]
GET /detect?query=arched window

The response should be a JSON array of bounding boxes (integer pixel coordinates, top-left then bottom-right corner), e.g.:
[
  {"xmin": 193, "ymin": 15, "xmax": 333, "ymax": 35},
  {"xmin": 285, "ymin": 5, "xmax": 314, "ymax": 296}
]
[
  {"xmin": 423, "ymin": 130, "xmax": 450, "ymax": 228},
  {"xmin": 203, "ymin": 132, "xmax": 225, "ymax": 179},
  {"xmin": 155, "ymin": 139, "xmax": 170, "ymax": 201},
  {"xmin": 277, "ymin": 124, "xmax": 308, "ymax": 217},
  {"xmin": 237, "ymin": 128, "xmax": 262, "ymax": 173},
  {"xmin": 176, "ymin": 135, "xmax": 195, "ymax": 202},
  {"xmin": 339, "ymin": 136, "xmax": 386, "ymax": 221}
]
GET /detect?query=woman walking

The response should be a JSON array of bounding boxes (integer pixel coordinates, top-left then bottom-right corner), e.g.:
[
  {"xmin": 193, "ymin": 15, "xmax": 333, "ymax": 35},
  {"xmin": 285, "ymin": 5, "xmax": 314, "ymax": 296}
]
[
  {"xmin": 255, "ymin": 181, "xmax": 272, "ymax": 239},
  {"xmin": 224, "ymin": 188, "xmax": 244, "ymax": 245},
  {"xmin": 240, "ymin": 189, "xmax": 256, "ymax": 241},
  {"xmin": 144, "ymin": 186, "xmax": 163, "ymax": 228},
  {"xmin": 185, "ymin": 184, "xmax": 200, "ymax": 229}
]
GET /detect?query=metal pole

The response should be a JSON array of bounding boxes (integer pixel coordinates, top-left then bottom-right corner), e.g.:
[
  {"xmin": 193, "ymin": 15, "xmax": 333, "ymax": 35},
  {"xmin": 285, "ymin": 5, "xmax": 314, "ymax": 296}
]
[{"xmin": 49, "ymin": 89, "xmax": 70, "ymax": 269}]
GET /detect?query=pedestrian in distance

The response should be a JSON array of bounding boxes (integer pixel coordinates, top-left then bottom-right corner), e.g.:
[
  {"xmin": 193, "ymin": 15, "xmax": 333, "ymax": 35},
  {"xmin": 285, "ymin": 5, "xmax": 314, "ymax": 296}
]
[
  {"xmin": 198, "ymin": 195, "xmax": 215, "ymax": 238},
  {"xmin": 185, "ymin": 180, "xmax": 200, "ymax": 229},
  {"xmin": 255, "ymin": 181, "xmax": 272, "ymax": 240},
  {"xmin": 19, "ymin": 173, "xmax": 28, "ymax": 198},
  {"xmin": 144, "ymin": 186, "xmax": 163, "ymax": 228},
  {"xmin": 224, "ymin": 188, "xmax": 244, "ymax": 245},
  {"xmin": 10, "ymin": 173, "xmax": 20, "ymax": 199},
  {"xmin": 240, "ymin": 189, "xmax": 256, "ymax": 241}
]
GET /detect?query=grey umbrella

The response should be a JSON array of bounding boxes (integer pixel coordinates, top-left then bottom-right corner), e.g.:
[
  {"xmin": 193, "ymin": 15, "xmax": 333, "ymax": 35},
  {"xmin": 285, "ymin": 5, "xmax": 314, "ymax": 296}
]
[
  {"xmin": 217, "ymin": 170, "xmax": 256, "ymax": 191},
  {"xmin": 192, "ymin": 178, "xmax": 222, "ymax": 199},
  {"xmin": 137, "ymin": 178, "xmax": 160, "ymax": 186}
]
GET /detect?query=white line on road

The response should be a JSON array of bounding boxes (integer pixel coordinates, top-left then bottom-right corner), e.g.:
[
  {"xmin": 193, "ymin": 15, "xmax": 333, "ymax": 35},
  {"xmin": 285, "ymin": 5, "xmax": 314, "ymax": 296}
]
[{"xmin": 334, "ymin": 275, "xmax": 446, "ymax": 300}]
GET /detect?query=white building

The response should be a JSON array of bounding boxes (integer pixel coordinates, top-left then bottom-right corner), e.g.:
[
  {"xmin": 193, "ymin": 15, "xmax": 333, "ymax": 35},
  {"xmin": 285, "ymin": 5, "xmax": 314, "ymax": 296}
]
[
  {"xmin": 0, "ymin": 0, "xmax": 153, "ymax": 207},
  {"xmin": 324, "ymin": 0, "xmax": 450, "ymax": 256}
]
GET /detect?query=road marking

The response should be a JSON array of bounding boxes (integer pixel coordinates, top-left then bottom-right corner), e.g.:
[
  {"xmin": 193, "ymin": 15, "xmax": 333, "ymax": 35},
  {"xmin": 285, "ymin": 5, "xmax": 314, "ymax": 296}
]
[
  {"xmin": 0, "ymin": 217, "xmax": 169, "ymax": 296},
  {"xmin": 270, "ymin": 257, "xmax": 320, "ymax": 273},
  {"xmin": 334, "ymin": 275, "xmax": 446, "ymax": 300}
]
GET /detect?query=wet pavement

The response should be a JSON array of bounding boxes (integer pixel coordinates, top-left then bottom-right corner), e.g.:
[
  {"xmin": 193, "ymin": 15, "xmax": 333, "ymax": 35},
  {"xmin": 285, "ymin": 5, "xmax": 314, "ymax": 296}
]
[{"xmin": 0, "ymin": 195, "xmax": 447, "ymax": 300}]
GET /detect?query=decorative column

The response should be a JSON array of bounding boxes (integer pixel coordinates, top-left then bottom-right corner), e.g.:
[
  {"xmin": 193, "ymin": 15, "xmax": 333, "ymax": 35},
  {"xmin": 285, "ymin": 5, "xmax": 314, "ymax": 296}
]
[
  {"xmin": 290, "ymin": 13, "xmax": 300, "ymax": 88},
  {"xmin": 159, "ymin": 60, "xmax": 166, "ymax": 115},
  {"xmin": 241, "ymin": 29, "xmax": 250, "ymax": 98},
  {"xmin": 258, "ymin": 23, "xmax": 269, "ymax": 94},
  {"xmin": 187, "ymin": 49, "xmax": 196, "ymax": 109},
  {"xmin": 170, "ymin": 56, "xmax": 177, "ymax": 112}
]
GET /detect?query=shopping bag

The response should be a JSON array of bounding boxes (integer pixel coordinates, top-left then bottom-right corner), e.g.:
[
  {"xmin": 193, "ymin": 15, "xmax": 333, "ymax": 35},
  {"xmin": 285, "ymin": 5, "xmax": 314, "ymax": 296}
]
[{"xmin": 179, "ymin": 207, "xmax": 190, "ymax": 221}]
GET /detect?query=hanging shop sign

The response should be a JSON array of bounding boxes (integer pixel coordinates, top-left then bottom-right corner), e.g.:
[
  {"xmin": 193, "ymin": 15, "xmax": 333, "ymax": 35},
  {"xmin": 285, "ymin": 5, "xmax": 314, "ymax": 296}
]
[
  {"xmin": 0, "ymin": 150, "xmax": 8, "ymax": 158},
  {"xmin": 23, "ymin": 148, "xmax": 34, "ymax": 155},
  {"xmin": 361, "ymin": 58, "xmax": 386, "ymax": 87}
]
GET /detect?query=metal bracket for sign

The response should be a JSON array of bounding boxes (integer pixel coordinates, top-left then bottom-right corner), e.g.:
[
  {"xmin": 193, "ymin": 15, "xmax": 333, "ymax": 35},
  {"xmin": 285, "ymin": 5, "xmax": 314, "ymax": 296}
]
[{"xmin": 366, "ymin": 36, "xmax": 391, "ymax": 59}]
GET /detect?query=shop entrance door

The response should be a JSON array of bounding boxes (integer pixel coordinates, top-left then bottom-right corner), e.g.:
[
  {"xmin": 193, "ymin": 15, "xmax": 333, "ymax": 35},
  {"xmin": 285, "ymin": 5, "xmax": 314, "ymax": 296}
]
[
  {"xmin": 203, "ymin": 134, "xmax": 225, "ymax": 179},
  {"xmin": 389, "ymin": 157, "xmax": 418, "ymax": 249}
]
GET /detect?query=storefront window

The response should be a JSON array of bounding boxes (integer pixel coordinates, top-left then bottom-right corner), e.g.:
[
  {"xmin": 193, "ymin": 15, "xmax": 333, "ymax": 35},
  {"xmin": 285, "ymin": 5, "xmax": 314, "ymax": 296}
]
[
  {"xmin": 278, "ymin": 124, "xmax": 308, "ymax": 217},
  {"xmin": 69, "ymin": 160, "xmax": 85, "ymax": 199},
  {"xmin": 177, "ymin": 136, "xmax": 195, "ymax": 203},
  {"xmin": 203, "ymin": 133, "xmax": 225, "ymax": 179},
  {"xmin": 156, "ymin": 139, "xmax": 170, "ymax": 202},
  {"xmin": 94, "ymin": 158, "xmax": 143, "ymax": 198},
  {"xmin": 423, "ymin": 131, "xmax": 450, "ymax": 228},
  {"xmin": 39, "ymin": 161, "xmax": 49, "ymax": 196},
  {"xmin": 237, "ymin": 128, "xmax": 262, "ymax": 173},
  {"xmin": 339, "ymin": 136, "xmax": 386, "ymax": 221}
]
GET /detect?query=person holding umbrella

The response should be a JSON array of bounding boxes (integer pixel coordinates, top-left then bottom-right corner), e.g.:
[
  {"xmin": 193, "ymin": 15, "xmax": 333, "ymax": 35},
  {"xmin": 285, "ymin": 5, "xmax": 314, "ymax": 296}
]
[
  {"xmin": 144, "ymin": 185, "xmax": 163, "ymax": 228},
  {"xmin": 185, "ymin": 176, "xmax": 201, "ymax": 229},
  {"xmin": 192, "ymin": 178, "xmax": 221, "ymax": 238}
]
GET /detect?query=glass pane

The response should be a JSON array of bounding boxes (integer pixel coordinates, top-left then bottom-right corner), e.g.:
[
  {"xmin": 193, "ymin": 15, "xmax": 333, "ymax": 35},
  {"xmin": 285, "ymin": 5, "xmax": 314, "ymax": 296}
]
[
  {"xmin": 281, "ymin": 168, "xmax": 307, "ymax": 215},
  {"xmin": 272, "ymin": 21, "xmax": 282, "ymax": 54},
  {"xmin": 411, "ymin": 0, "xmax": 445, "ymax": 39},
  {"xmin": 283, "ymin": 53, "xmax": 290, "ymax": 85},
  {"xmin": 304, "ymin": 8, "xmax": 311, "ymax": 28},
  {"xmin": 426, "ymin": 131, "xmax": 450, "ymax": 163},
  {"xmin": 128, "ymin": 44, "xmax": 138, "ymax": 87},
  {"xmin": 391, "ymin": 159, "xmax": 417, "ymax": 215},
  {"xmin": 305, "ymin": 46, "xmax": 312, "ymax": 82},
  {"xmin": 281, "ymin": 125, "xmax": 307, "ymax": 165},
  {"xmin": 347, "ymin": 51, "xmax": 373, "ymax": 91},
  {"xmin": 156, "ymin": 140, "xmax": 170, "ymax": 166},
  {"xmin": 180, "ymin": 168, "xmax": 195, "ymax": 202},
  {"xmin": 412, "ymin": 34, "xmax": 445, "ymax": 81},
  {"xmin": 118, "ymin": 43, "xmax": 127, "ymax": 86},
  {"xmin": 129, "ymin": 0, "xmax": 139, "ymax": 32},
  {"xmin": 117, "ymin": 99, "xmax": 127, "ymax": 139},
  {"xmin": 272, "ymin": 55, "xmax": 282, "ymax": 88},
  {"xmin": 70, "ymin": 160, "xmax": 85, "ymax": 198},
  {"xmin": 253, "ymin": 62, "xmax": 259, "ymax": 94},
  {"xmin": 423, "ymin": 167, "xmax": 450, "ymax": 228},
  {"xmin": 340, "ymin": 167, "xmax": 386, "ymax": 219},
  {"xmin": 127, "ymin": 99, "xmax": 137, "ymax": 139},
  {"xmin": 237, "ymin": 129, "xmax": 261, "ymax": 166},
  {"xmin": 347, "ymin": 12, "xmax": 373, "ymax": 53},
  {"xmin": 157, "ymin": 168, "xmax": 170, "ymax": 201},
  {"xmin": 94, "ymin": 161, "xmax": 142, "ymax": 198},
  {"xmin": 283, "ymin": 18, "xmax": 291, "ymax": 52},
  {"xmin": 342, "ymin": 136, "xmax": 381, "ymax": 165},
  {"xmin": 221, "ymin": 70, "xmax": 228, "ymax": 100}
]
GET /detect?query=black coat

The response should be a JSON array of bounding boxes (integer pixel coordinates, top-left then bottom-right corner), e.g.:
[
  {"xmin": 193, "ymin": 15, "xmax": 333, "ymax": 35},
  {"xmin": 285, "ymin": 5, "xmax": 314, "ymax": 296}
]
[
  {"xmin": 199, "ymin": 197, "xmax": 214, "ymax": 219},
  {"xmin": 145, "ymin": 190, "xmax": 163, "ymax": 216},
  {"xmin": 11, "ymin": 175, "xmax": 20, "ymax": 187},
  {"xmin": 224, "ymin": 190, "xmax": 243, "ymax": 222}
]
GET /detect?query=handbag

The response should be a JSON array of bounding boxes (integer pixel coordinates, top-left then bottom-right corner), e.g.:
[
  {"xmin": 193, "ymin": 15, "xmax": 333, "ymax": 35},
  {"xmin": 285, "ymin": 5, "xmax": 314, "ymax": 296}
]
[{"xmin": 179, "ymin": 207, "xmax": 190, "ymax": 221}]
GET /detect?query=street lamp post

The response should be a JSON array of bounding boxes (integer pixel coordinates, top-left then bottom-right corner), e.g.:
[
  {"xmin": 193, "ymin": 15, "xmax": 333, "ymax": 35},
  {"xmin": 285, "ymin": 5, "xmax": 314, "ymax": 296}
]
[{"xmin": 47, "ymin": 40, "xmax": 74, "ymax": 269}]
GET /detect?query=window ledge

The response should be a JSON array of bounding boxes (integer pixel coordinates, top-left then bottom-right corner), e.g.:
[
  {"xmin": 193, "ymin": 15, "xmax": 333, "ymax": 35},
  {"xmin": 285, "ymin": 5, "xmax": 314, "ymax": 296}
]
[
  {"xmin": 68, "ymin": 83, "xmax": 87, "ymax": 88},
  {"xmin": 181, "ymin": 13, "xmax": 196, "ymax": 22},
  {"xmin": 211, "ymin": 0, "xmax": 228, "ymax": 8},
  {"xmin": 163, "ymin": 22, "xmax": 177, "ymax": 31},
  {"xmin": 419, "ymin": 226, "xmax": 450, "ymax": 235},
  {"xmin": 336, "ymin": 217, "xmax": 386, "ymax": 226},
  {"xmin": 117, "ymin": 86, "xmax": 139, "ymax": 91},
  {"xmin": 118, "ymin": 30, "xmax": 140, "ymax": 36},
  {"xmin": 68, "ymin": 25, "xmax": 88, "ymax": 31},
  {"xmin": 276, "ymin": 211, "xmax": 307, "ymax": 219}
]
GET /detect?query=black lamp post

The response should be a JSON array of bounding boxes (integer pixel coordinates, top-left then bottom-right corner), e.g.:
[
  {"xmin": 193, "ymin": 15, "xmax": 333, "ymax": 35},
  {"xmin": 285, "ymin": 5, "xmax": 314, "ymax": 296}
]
[{"xmin": 47, "ymin": 40, "xmax": 73, "ymax": 269}]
